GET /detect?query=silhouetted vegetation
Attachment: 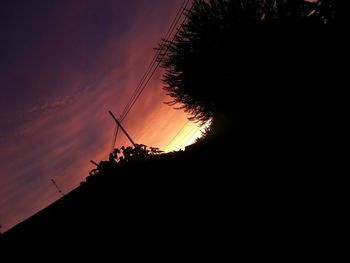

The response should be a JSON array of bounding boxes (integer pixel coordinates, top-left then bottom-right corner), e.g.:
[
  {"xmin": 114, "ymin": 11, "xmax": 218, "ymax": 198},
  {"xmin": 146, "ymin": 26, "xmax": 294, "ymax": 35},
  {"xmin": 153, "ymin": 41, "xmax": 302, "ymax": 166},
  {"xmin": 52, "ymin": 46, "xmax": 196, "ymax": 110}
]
[
  {"xmin": 85, "ymin": 144, "xmax": 163, "ymax": 183},
  {"xmin": 159, "ymin": 0, "xmax": 338, "ymax": 128}
]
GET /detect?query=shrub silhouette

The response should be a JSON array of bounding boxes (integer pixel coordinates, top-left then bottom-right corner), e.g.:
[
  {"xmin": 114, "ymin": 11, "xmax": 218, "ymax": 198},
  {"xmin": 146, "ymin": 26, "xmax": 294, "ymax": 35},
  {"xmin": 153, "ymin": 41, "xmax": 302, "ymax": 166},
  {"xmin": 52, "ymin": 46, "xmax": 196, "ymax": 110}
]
[
  {"xmin": 158, "ymin": 0, "xmax": 337, "ymax": 128},
  {"xmin": 86, "ymin": 144, "xmax": 163, "ymax": 181}
]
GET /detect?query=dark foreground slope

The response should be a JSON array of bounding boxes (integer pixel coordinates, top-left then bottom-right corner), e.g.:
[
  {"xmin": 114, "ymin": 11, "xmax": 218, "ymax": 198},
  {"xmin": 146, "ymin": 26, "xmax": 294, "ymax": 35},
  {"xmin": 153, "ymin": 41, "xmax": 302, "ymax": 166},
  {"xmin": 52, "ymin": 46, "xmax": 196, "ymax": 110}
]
[
  {"xmin": 1, "ymin": 97, "xmax": 340, "ymax": 262},
  {"xmin": 0, "ymin": 135, "xmax": 229, "ymax": 263},
  {"xmin": 0, "ymin": 114, "xmax": 320, "ymax": 263}
]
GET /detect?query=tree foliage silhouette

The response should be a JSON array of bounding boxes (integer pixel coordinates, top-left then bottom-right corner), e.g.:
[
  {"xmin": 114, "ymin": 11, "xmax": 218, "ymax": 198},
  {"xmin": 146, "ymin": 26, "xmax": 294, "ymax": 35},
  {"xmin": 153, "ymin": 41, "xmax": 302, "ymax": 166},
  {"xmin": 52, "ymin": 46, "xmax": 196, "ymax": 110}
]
[{"xmin": 158, "ymin": 0, "xmax": 337, "ymax": 124}]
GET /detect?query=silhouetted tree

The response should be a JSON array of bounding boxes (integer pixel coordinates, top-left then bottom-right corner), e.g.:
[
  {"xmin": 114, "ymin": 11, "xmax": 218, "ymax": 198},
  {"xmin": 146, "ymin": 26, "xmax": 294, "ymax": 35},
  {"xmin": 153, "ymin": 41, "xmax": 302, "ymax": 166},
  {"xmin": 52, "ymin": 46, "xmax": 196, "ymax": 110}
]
[{"xmin": 158, "ymin": 0, "xmax": 337, "ymax": 126}]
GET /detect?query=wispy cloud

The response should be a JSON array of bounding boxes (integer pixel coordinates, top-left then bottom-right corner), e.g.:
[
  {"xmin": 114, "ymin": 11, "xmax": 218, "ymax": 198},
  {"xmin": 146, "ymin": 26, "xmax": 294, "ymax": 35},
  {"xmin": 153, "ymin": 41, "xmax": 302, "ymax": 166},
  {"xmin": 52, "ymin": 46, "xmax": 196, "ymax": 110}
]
[{"xmin": 0, "ymin": 0, "xmax": 200, "ymax": 232}]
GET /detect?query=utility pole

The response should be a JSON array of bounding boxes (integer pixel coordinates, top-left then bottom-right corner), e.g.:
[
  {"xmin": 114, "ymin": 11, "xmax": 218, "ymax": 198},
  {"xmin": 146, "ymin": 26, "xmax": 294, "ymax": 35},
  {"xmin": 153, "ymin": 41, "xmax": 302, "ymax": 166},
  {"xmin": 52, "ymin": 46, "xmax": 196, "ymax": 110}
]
[{"xmin": 108, "ymin": 110, "xmax": 137, "ymax": 147}]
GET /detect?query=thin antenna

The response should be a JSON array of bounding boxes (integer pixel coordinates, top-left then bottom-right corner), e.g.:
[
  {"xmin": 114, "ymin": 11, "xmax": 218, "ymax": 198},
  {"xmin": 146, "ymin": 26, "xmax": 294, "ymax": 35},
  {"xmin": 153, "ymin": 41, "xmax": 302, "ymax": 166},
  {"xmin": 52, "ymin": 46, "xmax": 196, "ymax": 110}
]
[
  {"xmin": 108, "ymin": 110, "xmax": 137, "ymax": 147},
  {"xmin": 51, "ymin": 179, "xmax": 64, "ymax": 197}
]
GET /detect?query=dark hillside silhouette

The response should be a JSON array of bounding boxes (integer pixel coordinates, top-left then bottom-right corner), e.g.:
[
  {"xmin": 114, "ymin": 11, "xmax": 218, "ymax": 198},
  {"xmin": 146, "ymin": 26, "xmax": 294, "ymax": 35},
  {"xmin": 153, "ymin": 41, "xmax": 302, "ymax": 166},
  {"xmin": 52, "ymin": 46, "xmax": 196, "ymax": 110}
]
[
  {"xmin": 0, "ymin": 142, "xmax": 228, "ymax": 262},
  {"xmin": 0, "ymin": 0, "xmax": 343, "ymax": 261}
]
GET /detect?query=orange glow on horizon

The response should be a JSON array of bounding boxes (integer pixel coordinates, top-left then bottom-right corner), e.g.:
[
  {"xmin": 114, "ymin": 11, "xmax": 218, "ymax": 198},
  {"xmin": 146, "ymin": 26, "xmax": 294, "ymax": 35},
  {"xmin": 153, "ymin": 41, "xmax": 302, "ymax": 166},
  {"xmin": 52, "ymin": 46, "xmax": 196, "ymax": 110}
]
[
  {"xmin": 164, "ymin": 120, "xmax": 211, "ymax": 152},
  {"xmin": 0, "ymin": 0, "xmax": 193, "ymax": 233}
]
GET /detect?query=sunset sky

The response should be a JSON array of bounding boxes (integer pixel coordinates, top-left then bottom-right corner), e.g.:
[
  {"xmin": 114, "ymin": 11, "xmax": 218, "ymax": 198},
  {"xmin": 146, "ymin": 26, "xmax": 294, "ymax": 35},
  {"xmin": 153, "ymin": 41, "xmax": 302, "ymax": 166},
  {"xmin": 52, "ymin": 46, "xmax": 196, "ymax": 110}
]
[{"xmin": 0, "ymin": 0, "xmax": 203, "ymax": 232}]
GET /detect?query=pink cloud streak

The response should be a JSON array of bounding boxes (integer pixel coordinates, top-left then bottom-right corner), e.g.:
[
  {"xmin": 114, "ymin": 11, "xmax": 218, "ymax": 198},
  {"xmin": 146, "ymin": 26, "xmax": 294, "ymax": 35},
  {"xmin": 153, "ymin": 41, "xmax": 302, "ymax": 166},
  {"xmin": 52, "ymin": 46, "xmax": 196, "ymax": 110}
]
[{"xmin": 0, "ymin": 0, "xmax": 202, "ymax": 232}]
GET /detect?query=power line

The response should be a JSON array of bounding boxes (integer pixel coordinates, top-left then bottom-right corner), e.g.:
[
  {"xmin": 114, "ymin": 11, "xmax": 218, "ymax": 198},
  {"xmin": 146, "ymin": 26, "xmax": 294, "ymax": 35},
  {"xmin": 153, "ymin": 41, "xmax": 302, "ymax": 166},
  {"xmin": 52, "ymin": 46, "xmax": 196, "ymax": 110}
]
[
  {"xmin": 118, "ymin": 0, "xmax": 189, "ymax": 122},
  {"xmin": 118, "ymin": 0, "xmax": 190, "ymax": 121},
  {"xmin": 122, "ymin": 0, "xmax": 189, "ymax": 120},
  {"xmin": 179, "ymin": 127, "xmax": 200, "ymax": 150},
  {"xmin": 164, "ymin": 120, "xmax": 190, "ymax": 150},
  {"xmin": 111, "ymin": 0, "xmax": 193, "ymax": 149},
  {"xmin": 166, "ymin": 119, "xmax": 211, "ymax": 151},
  {"xmin": 111, "ymin": 125, "xmax": 120, "ymax": 152}
]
